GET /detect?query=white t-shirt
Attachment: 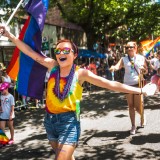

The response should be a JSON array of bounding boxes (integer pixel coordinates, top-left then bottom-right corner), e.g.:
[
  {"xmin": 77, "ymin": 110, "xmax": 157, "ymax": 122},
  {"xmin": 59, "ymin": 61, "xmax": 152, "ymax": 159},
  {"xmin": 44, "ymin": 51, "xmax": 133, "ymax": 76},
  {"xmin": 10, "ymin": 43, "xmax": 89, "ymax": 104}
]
[
  {"xmin": 122, "ymin": 54, "xmax": 145, "ymax": 85},
  {"xmin": 0, "ymin": 93, "xmax": 15, "ymax": 119},
  {"xmin": 150, "ymin": 57, "xmax": 158, "ymax": 66},
  {"xmin": 2, "ymin": 75, "xmax": 11, "ymax": 83},
  {"xmin": 154, "ymin": 59, "xmax": 160, "ymax": 71}
]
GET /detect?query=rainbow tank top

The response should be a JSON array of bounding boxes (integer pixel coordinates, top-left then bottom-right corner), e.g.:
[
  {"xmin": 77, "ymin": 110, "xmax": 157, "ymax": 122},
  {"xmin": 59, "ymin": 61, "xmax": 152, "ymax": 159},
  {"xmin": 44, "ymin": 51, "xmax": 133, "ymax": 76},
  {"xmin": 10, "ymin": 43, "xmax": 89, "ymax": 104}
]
[{"xmin": 46, "ymin": 65, "xmax": 83, "ymax": 114}]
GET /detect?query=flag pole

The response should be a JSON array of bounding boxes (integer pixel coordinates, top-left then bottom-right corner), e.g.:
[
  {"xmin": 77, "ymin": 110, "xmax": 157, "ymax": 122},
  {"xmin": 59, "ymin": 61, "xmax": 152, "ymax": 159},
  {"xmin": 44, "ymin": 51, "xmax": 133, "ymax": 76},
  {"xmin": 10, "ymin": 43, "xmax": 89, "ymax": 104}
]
[
  {"xmin": 139, "ymin": 70, "xmax": 144, "ymax": 127},
  {"xmin": 6, "ymin": 0, "xmax": 24, "ymax": 26},
  {"xmin": 0, "ymin": 0, "xmax": 24, "ymax": 36}
]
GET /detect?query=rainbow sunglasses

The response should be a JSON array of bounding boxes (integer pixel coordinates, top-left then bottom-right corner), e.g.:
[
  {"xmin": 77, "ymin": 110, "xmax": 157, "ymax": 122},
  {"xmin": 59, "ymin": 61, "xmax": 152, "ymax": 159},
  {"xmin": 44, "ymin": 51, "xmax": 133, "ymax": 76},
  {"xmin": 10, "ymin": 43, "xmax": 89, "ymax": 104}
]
[{"xmin": 54, "ymin": 47, "xmax": 74, "ymax": 55}]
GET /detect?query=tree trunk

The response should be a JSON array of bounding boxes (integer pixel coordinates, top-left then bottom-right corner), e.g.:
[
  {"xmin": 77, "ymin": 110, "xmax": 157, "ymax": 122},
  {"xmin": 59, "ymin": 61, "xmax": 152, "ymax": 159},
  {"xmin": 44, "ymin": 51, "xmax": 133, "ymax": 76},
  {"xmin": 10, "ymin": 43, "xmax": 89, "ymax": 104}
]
[{"xmin": 85, "ymin": 31, "xmax": 97, "ymax": 51}]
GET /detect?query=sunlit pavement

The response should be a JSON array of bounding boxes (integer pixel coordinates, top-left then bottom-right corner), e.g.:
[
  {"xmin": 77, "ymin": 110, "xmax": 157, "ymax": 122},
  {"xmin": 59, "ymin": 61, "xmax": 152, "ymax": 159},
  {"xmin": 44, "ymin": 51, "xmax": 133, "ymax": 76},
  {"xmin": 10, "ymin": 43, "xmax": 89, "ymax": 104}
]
[{"xmin": 1, "ymin": 89, "xmax": 160, "ymax": 160}]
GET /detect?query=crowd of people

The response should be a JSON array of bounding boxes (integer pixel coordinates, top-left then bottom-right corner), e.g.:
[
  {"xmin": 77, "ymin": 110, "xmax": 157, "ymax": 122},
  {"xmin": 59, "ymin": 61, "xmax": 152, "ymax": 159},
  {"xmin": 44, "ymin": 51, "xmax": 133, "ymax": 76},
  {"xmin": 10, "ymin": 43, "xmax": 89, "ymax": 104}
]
[{"xmin": 79, "ymin": 48, "xmax": 160, "ymax": 84}]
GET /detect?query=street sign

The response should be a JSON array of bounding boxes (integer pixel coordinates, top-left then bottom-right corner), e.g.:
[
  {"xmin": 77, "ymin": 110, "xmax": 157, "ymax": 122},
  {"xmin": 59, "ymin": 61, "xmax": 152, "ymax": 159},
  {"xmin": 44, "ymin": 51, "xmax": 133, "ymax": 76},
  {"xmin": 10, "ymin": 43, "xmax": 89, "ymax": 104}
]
[
  {"xmin": 42, "ymin": 36, "xmax": 49, "ymax": 50},
  {"xmin": 42, "ymin": 41, "xmax": 49, "ymax": 51}
]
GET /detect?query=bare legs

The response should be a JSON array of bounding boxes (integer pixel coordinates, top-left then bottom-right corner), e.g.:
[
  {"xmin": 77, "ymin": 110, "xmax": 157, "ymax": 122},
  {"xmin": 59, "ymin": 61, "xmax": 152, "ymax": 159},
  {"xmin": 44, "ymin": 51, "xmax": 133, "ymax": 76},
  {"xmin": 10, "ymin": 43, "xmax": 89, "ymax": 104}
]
[
  {"xmin": 0, "ymin": 121, "xmax": 6, "ymax": 133},
  {"xmin": 126, "ymin": 94, "xmax": 144, "ymax": 129},
  {"xmin": 0, "ymin": 120, "xmax": 14, "ymax": 140},
  {"xmin": 7, "ymin": 120, "xmax": 14, "ymax": 140},
  {"xmin": 50, "ymin": 141, "xmax": 76, "ymax": 160}
]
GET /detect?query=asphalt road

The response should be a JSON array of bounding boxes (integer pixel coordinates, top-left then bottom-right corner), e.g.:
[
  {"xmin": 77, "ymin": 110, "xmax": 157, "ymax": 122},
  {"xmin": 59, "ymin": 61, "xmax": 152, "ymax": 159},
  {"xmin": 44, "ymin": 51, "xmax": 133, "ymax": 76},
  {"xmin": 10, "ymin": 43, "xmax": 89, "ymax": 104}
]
[{"xmin": 1, "ymin": 89, "xmax": 160, "ymax": 160}]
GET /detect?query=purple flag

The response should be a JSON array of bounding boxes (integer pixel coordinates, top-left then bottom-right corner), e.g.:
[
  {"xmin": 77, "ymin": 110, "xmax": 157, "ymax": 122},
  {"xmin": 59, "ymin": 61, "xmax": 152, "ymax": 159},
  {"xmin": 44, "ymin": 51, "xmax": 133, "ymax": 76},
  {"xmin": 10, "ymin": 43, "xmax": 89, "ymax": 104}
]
[{"xmin": 7, "ymin": 0, "xmax": 49, "ymax": 99}]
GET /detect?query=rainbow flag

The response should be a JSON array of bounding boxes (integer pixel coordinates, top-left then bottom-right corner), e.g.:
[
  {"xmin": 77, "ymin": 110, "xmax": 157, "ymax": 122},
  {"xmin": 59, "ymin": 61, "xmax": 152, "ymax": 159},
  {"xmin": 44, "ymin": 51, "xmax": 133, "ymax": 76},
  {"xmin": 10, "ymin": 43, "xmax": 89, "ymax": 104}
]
[
  {"xmin": 154, "ymin": 38, "xmax": 160, "ymax": 48},
  {"xmin": 141, "ymin": 36, "xmax": 160, "ymax": 57},
  {"xmin": 7, "ymin": 0, "xmax": 49, "ymax": 99},
  {"xmin": 0, "ymin": 129, "xmax": 9, "ymax": 145}
]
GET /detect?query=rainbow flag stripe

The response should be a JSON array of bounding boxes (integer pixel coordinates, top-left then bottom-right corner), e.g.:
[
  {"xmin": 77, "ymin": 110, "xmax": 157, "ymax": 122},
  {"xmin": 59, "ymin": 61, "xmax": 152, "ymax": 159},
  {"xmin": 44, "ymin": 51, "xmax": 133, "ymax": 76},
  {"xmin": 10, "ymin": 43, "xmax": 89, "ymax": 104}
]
[
  {"xmin": 0, "ymin": 129, "xmax": 9, "ymax": 145},
  {"xmin": 141, "ymin": 36, "xmax": 160, "ymax": 57},
  {"xmin": 7, "ymin": 0, "xmax": 49, "ymax": 99},
  {"xmin": 154, "ymin": 39, "xmax": 160, "ymax": 48}
]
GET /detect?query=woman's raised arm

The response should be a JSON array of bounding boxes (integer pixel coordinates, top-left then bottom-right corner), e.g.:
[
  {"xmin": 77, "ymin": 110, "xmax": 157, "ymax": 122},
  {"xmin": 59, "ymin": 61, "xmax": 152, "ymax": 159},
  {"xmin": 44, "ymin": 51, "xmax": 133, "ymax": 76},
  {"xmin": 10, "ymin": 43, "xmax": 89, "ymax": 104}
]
[{"xmin": 0, "ymin": 26, "xmax": 57, "ymax": 71}]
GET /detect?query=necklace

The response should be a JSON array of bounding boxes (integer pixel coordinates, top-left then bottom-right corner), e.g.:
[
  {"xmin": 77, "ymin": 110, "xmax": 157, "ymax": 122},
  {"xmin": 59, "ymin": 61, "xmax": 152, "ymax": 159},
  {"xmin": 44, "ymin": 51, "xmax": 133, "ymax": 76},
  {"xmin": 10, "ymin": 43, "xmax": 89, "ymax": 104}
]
[
  {"xmin": 128, "ymin": 55, "xmax": 136, "ymax": 75},
  {"xmin": 130, "ymin": 58, "xmax": 134, "ymax": 70},
  {"xmin": 54, "ymin": 64, "xmax": 76, "ymax": 101}
]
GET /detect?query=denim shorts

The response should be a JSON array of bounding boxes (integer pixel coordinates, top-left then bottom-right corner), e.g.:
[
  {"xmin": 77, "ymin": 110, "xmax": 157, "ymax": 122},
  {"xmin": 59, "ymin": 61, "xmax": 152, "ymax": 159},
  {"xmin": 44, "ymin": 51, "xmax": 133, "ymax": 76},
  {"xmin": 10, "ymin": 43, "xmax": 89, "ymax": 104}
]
[
  {"xmin": 44, "ymin": 111, "xmax": 80, "ymax": 145},
  {"xmin": 0, "ymin": 118, "xmax": 14, "ymax": 121}
]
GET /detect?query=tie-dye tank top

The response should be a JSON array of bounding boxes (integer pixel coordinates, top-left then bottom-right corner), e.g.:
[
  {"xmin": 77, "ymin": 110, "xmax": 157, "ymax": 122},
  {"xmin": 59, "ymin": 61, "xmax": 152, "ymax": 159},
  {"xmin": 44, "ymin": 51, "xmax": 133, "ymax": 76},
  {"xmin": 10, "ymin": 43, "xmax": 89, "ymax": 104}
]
[{"xmin": 46, "ymin": 66, "xmax": 83, "ymax": 114}]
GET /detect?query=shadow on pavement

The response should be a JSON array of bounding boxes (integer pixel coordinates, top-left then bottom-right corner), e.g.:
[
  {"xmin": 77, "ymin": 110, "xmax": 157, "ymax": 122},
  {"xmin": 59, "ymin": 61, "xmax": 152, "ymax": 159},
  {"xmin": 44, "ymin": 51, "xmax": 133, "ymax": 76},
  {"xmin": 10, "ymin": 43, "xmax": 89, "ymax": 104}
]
[
  {"xmin": 130, "ymin": 133, "xmax": 160, "ymax": 145},
  {"xmin": 0, "ymin": 89, "xmax": 160, "ymax": 159},
  {"xmin": 77, "ymin": 130, "xmax": 160, "ymax": 160},
  {"xmin": 81, "ymin": 90, "xmax": 127, "ymax": 118}
]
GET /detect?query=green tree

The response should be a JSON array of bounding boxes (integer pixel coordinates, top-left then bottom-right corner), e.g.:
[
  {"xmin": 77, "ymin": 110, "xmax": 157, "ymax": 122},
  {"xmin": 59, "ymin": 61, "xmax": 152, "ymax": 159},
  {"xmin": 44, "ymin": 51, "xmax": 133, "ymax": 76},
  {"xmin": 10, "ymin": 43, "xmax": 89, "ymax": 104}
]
[
  {"xmin": 53, "ymin": 0, "xmax": 160, "ymax": 48},
  {"xmin": 0, "ymin": 0, "xmax": 160, "ymax": 48}
]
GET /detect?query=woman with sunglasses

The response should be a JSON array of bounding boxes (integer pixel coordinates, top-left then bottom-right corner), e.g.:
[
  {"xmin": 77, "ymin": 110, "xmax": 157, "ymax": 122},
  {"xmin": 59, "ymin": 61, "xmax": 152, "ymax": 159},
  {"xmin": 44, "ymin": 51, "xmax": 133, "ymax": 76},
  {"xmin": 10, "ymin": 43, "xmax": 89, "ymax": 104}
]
[
  {"xmin": 0, "ymin": 27, "xmax": 149, "ymax": 159},
  {"xmin": 110, "ymin": 41, "xmax": 148, "ymax": 135}
]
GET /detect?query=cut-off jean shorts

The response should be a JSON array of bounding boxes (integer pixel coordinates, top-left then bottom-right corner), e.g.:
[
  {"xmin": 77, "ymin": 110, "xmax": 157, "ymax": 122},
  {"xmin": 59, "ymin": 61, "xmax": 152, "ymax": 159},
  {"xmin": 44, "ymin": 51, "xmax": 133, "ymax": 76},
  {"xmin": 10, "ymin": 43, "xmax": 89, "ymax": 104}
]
[{"xmin": 44, "ymin": 111, "xmax": 80, "ymax": 145}]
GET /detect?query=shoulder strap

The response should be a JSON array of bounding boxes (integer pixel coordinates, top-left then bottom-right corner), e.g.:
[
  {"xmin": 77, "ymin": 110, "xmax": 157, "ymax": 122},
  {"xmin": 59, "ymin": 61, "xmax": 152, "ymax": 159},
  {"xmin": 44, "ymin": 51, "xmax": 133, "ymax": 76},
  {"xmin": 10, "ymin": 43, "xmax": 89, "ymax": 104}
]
[{"xmin": 128, "ymin": 55, "xmax": 139, "ymax": 75}]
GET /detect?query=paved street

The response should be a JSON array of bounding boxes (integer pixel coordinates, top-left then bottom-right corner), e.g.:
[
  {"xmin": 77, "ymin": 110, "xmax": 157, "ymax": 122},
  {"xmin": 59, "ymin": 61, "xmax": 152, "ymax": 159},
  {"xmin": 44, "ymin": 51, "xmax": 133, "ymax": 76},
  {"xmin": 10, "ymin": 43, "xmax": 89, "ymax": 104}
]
[{"xmin": 1, "ymin": 89, "xmax": 160, "ymax": 160}]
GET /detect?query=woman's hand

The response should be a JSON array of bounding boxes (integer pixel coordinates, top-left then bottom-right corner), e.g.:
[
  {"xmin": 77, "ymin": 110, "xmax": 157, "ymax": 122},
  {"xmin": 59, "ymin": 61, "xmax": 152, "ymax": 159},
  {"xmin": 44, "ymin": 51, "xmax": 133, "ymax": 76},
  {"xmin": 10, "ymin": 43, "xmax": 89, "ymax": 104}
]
[
  {"xmin": 0, "ymin": 25, "xmax": 10, "ymax": 37},
  {"xmin": 109, "ymin": 65, "xmax": 115, "ymax": 72},
  {"xmin": 139, "ymin": 65, "xmax": 147, "ymax": 74},
  {"xmin": 139, "ymin": 65, "xmax": 145, "ymax": 71}
]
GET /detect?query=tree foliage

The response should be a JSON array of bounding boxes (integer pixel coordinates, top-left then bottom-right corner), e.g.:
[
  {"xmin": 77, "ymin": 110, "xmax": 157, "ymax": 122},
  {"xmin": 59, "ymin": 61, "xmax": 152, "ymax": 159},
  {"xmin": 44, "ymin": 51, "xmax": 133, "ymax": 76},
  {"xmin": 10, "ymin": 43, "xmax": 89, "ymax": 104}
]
[
  {"xmin": 53, "ymin": 0, "xmax": 160, "ymax": 48},
  {"xmin": 0, "ymin": 0, "xmax": 160, "ymax": 48}
]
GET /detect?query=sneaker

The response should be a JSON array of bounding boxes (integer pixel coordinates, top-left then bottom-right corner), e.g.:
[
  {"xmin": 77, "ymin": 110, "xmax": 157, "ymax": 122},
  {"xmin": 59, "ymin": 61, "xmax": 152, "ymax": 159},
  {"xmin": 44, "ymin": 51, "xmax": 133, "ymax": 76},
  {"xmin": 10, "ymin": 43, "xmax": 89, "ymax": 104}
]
[
  {"xmin": 130, "ymin": 126, "xmax": 136, "ymax": 135},
  {"xmin": 140, "ymin": 114, "xmax": 147, "ymax": 128},
  {"xmin": 8, "ymin": 139, "xmax": 14, "ymax": 145}
]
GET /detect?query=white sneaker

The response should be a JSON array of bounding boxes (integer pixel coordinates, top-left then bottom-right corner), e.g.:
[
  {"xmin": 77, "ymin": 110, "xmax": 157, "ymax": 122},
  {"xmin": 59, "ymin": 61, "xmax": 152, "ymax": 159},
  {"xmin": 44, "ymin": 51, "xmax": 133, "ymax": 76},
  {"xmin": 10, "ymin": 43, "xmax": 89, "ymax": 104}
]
[{"xmin": 130, "ymin": 126, "xmax": 136, "ymax": 135}]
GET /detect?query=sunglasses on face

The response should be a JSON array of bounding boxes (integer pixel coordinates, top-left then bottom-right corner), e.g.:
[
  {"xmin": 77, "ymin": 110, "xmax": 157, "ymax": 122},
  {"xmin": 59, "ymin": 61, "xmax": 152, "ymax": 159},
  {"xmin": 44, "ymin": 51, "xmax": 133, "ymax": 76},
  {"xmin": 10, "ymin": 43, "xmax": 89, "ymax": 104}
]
[
  {"xmin": 54, "ymin": 47, "xmax": 74, "ymax": 55},
  {"xmin": 126, "ymin": 46, "xmax": 135, "ymax": 49}
]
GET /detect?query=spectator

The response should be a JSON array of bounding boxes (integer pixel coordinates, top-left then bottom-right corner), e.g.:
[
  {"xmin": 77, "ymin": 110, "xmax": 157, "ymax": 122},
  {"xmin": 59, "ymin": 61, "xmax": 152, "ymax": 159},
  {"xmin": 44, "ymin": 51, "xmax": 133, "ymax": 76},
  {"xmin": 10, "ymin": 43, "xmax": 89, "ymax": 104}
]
[
  {"xmin": 2, "ymin": 69, "xmax": 15, "ymax": 95},
  {"xmin": 0, "ymin": 70, "xmax": 3, "ymax": 84},
  {"xmin": 88, "ymin": 59, "xmax": 97, "ymax": 75},
  {"xmin": 2, "ymin": 68, "xmax": 11, "ymax": 83},
  {"xmin": 0, "ymin": 70, "xmax": 6, "ymax": 112},
  {"xmin": 97, "ymin": 60, "xmax": 105, "ymax": 77},
  {"xmin": 142, "ymin": 67, "xmax": 160, "ymax": 96},
  {"xmin": 150, "ymin": 67, "xmax": 160, "ymax": 92},
  {"xmin": 105, "ymin": 50, "xmax": 116, "ymax": 80},
  {"xmin": 0, "ymin": 82, "xmax": 15, "ymax": 145},
  {"xmin": 150, "ymin": 51, "xmax": 158, "ymax": 75}
]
